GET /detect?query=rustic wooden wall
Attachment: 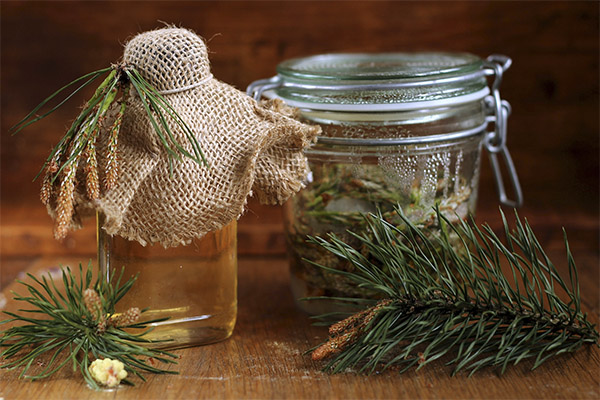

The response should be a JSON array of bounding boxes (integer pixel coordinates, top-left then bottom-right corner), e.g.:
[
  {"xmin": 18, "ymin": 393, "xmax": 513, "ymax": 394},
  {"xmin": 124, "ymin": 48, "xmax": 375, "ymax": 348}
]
[{"xmin": 1, "ymin": 1, "xmax": 598, "ymax": 265}]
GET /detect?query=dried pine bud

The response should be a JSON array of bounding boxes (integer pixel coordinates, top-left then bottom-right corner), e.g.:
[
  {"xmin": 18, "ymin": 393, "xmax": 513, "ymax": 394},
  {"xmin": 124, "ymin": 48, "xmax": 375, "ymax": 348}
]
[
  {"xmin": 84, "ymin": 288, "xmax": 108, "ymax": 334},
  {"xmin": 314, "ymin": 299, "xmax": 393, "ymax": 362},
  {"xmin": 329, "ymin": 299, "xmax": 392, "ymax": 336}
]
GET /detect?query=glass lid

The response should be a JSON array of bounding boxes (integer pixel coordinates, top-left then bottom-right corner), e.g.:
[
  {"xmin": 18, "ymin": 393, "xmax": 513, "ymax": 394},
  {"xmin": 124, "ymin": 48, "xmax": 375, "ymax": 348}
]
[
  {"xmin": 277, "ymin": 52, "xmax": 483, "ymax": 81},
  {"xmin": 267, "ymin": 52, "xmax": 490, "ymax": 111}
]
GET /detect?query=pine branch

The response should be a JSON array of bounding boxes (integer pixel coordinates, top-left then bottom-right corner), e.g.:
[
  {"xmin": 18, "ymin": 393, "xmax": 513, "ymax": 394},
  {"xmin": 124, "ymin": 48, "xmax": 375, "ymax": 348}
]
[
  {"xmin": 307, "ymin": 206, "xmax": 599, "ymax": 375},
  {"xmin": 11, "ymin": 63, "xmax": 207, "ymax": 239},
  {"xmin": 0, "ymin": 262, "xmax": 178, "ymax": 389}
]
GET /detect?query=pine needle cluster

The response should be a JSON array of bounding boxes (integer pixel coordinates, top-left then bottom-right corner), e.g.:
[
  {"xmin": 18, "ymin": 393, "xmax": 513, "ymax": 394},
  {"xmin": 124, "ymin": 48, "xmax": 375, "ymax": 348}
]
[
  {"xmin": 308, "ymin": 207, "xmax": 599, "ymax": 375},
  {"xmin": 11, "ymin": 64, "xmax": 207, "ymax": 240},
  {"xmin": 0, "ymin": 262, "xmax": 178, "ymax": 390}
]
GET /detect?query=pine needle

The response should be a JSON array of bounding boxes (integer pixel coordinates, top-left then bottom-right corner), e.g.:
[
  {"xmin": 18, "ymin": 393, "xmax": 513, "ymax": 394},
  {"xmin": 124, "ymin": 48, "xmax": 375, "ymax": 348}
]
[{"xmin": 308, "ymin": 206, "xmax": 599, "ymax": 375}]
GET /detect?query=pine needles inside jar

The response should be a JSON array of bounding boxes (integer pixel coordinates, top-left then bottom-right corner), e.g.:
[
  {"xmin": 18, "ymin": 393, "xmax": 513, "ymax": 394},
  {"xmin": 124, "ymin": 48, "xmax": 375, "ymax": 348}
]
[
  {"xmin": 307, "ymin": 206, "xmax": 599, "ymax": 375},
  {"xmin": 11, "ymin": 63, "xmax": 208, "ymax": 240},
  {"xmin": 287, "ymin": 162, "xmax": 472, "ymax": 301},
  {"xmin": 0, "ymin": 262, "xmax": 178, "ymax": 390}
]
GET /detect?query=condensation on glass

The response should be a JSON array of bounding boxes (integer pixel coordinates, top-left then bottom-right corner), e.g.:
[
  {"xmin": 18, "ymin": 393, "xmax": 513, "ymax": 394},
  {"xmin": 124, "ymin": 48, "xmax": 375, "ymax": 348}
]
[
  {"xmin": 98, "ymin": 214, "xmax": 237, "ymax": 348},
  {"xmin": 248, "ymin": 52, "xmax": 522, "ymax": 314}
]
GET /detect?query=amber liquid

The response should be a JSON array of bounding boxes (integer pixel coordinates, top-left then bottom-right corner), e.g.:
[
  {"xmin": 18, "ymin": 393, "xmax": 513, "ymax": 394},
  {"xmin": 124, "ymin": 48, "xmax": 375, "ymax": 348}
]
[{"xmin": 98, "ymin": 215, "xmax": 237, "ymax": 349}]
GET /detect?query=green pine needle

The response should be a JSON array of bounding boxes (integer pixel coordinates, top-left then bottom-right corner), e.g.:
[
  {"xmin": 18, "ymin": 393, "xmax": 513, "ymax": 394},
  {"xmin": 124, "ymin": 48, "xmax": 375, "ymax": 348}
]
[
  {"xmin": 308, "ymin": 206, "xmax": 599, "ymax": 376},
  {"xmin": 0, "ymin": 262, "xmax": 178, "ymax": 390},
  {"xmin": 12, "ymin": 63, "xmax": 208, "ymax": 183},
  {"xmin": 12, "ymin": 63, "xmax": 209, "ymax": 238}
]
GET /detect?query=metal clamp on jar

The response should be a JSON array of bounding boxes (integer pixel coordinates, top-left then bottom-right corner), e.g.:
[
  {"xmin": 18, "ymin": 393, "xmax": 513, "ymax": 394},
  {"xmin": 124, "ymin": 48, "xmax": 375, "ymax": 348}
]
[{"xmin": 248, "ymin": 52, "xmax": 522, "ymax": 314}]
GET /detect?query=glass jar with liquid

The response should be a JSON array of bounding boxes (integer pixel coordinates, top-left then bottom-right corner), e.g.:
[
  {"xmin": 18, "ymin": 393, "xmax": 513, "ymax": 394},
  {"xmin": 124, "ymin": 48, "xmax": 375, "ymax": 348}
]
[
  {"xmin": 248, "ymin": 52, "xmax": 522, "ymax": 314},
  {"xmin": 98, "ymin": 214, "xmax": 237, "ymax": 348}
]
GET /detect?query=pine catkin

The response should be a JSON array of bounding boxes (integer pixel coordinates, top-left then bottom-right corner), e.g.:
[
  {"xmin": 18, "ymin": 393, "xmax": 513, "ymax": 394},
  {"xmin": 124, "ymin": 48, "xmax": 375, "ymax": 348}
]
[
  {"xmin": 312, "ymin": 300, "xmax": 391, "ymax": 361},
  {"xmin": 109, "ymin": 307, "xmax": 141, "ymax": 327},
  {"xmin": 84, "ymin": 125, "xmax": 100, "ymax": 201},
  {"xmin": 83, "ymin": 288, "xmax": 103, "ymax": 321},
  {"xmin": 40, "ymin": 159, "xmax": 59, "ymax": 205},
  {"xmin": 105, "ymin": 85, "xmax": 128, "ymax": 192},
  {"xmin": 54, "ymin": 162, "xmax": 78, "ymax": 240}
]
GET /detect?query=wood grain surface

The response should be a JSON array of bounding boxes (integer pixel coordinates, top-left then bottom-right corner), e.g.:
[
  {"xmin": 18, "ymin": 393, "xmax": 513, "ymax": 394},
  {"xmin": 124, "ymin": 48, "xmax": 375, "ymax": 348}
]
[{"xmin": 1, "ymin": 254, "xmax": 598, "ymax": 400}]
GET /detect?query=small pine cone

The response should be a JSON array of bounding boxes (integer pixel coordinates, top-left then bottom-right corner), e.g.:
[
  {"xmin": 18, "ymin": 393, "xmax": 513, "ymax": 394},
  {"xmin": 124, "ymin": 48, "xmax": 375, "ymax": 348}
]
[
  {"xmin": 83, "ymin": 288, "xmax": 103, "ymax": 321},
  {"xmin": 110, "ymin": 307, "xmax": 141, "ymax": 328}
]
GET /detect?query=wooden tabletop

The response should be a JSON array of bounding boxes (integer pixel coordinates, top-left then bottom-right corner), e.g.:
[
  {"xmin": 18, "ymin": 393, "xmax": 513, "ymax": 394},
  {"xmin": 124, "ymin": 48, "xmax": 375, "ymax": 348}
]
[{"xmin": 1, "ymin": 251, "xmax": 598, "ymax": 399}]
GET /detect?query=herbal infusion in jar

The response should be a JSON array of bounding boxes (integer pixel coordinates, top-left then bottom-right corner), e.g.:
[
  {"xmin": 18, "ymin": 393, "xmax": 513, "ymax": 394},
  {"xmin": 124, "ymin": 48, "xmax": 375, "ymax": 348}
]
[
  {"xmin": 98, "ymin": 216, "xmax": 237, "ymax": 348},
  {"xmin": 248, "ymin": 53, "xmax": 522, "ymax": 314}
]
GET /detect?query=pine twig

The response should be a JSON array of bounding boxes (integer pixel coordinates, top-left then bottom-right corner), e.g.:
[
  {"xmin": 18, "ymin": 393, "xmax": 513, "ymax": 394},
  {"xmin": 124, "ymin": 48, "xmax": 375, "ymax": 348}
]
[
  {"xmin": 0, "ymin": 262, "xmax": 178, "ymax": 389},
  {"xmin": 308, "ymin": 206, "xmax": 599, "ymax": 375}
]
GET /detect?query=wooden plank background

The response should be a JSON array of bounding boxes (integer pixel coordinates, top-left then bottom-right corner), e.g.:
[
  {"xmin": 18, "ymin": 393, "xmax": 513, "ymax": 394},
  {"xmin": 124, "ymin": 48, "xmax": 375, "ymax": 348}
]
[{"xmin": 1, "ymin": 1, "xmax": 598, "ymax": 276}]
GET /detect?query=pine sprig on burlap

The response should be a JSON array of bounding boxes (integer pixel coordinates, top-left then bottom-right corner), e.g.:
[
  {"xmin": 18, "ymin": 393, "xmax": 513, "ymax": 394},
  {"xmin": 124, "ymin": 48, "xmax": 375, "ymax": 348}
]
[
  {"xmin": 10, "ymin": 64, "xmax": 207, "ymax": 240},
  {"xmin": 308, "ymin": 207, "xmax": 599, "ymax": 375},
  {"xmin": 0, "ymin": 262, "xmax": 178, "ymax": 390}
]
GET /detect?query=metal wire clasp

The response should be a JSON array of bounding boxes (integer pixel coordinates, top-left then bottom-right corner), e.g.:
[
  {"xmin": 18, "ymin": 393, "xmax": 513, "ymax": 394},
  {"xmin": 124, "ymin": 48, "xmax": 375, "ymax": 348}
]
[
  {"xmin": 247, "ymin": 76, "xmax": 282, "ymax": 100},
  {"xmin": 483, "ymin": 55, "xmax": 523, "ymax": 208}
]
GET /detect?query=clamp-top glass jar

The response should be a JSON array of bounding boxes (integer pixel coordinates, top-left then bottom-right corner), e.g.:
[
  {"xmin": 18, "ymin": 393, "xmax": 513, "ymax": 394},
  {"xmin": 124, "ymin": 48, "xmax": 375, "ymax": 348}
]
[{"xmin": 248, "ymin": 53, "xmax": 522, "ymax": 314}]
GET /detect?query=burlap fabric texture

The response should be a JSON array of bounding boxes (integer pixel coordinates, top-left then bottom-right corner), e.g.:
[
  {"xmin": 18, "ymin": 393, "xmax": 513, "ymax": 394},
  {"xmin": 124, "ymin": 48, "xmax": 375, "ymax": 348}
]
[{"xmin": 67, "ymin": 27, "xmax": 320, "ymax": 247}]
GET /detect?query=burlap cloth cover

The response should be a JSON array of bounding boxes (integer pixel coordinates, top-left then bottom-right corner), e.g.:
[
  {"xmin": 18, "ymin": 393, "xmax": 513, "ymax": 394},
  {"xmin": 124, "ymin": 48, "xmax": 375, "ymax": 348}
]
[{"xmin": 68, "ymin": 27, "xmax": 319, "ymax": 247}]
